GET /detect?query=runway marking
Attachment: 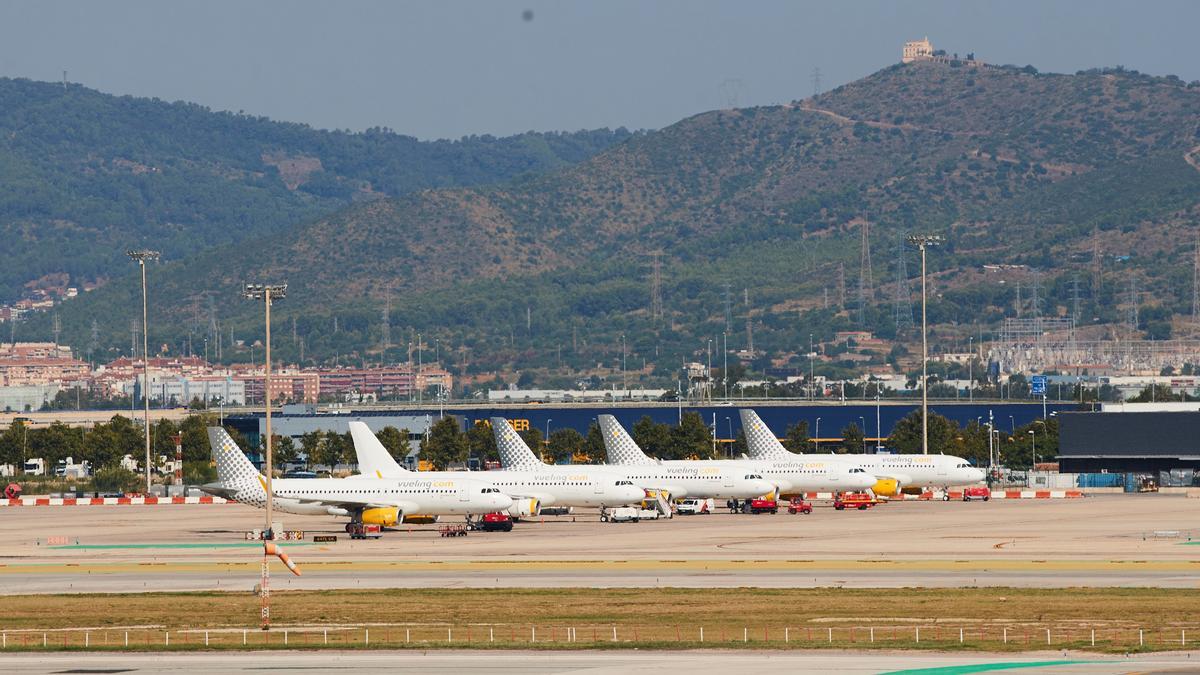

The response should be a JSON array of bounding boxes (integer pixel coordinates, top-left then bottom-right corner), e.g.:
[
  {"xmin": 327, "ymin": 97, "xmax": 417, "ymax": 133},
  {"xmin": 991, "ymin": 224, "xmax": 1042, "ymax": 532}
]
[
  {"xmin": 48, "ymin": 543, "xmax": 318, "ymax": 550},
  {"xmin": 1, "ymin": 558, "xmax": 1197, "ymax": 576},
  {"xmin": 881, "ymin": 661, "xmax": 1094, "ymax": 675}
]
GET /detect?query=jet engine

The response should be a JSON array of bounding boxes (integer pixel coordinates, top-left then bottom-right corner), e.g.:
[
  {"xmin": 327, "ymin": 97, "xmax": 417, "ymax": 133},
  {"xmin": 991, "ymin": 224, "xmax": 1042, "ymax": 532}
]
[
  {"xmin": 401, "ymin": 514, "xmax": 439, "ymax": 524},
  {"xmin": 361, "ymin": 507, "xmax": 401, "ymax": 526},
  {"xmin": 507, "ymin": 498, "xmax": 540, "ymax": 519},
  {"xmin": 870, "ymin": 478, "xmax": 901, "ymax": 497}
]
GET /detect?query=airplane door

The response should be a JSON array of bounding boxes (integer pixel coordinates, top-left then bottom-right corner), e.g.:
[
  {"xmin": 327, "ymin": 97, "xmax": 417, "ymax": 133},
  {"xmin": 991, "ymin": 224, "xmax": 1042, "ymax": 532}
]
[
  {"xmin": 594, "ymin": 479, "xmax": 604, "ymax": 495},
  {"xmin": 458, "ymin": 485, "xmax": 469, "ymax": 502},
  {"xmin": 724, "ymin": 472, "xmax": 734, "ymax": 488},
  {"xmin": 937, "ymin": 461, "xmax": 948, "ymax": 477}
]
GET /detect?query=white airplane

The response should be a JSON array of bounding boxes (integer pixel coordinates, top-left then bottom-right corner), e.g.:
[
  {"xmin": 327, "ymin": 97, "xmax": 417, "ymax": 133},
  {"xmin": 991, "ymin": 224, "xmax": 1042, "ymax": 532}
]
[
  {"xmin": 597, "ymin": 414, "xmax": 879, "ymax": 497},
  {"xmin": 203, "ymin": 427, "xmax": 511, "ymax": 528},
  {"xmin": 739, "ymin": 409, "xmax": 986, "ymax": 495},
  {"xmin": 347, "ymin": 421, "xmax": 645, "ymax": 517},
  {"xmin": 493, "ymin": 417, "xmax": 774, "ymax": 500}
]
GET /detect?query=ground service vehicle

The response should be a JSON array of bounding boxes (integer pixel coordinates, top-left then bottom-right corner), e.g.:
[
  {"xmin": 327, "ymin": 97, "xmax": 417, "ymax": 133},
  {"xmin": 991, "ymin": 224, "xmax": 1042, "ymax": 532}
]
[
  {"xmin": 745, "ymin": 498, "xmax": 778, "ymax": 514},
  {"xmin": 471, "ymin": 512, "xmax": 514, "ymax": 532},
  {"xmin": 346, "ymin": 523, "xmax": 382, "ymax": 539},
  {"xmin": 787, "ymin": 498, "xmax": 813, "ymax": 514},
  {"xmin": 676, "ymin": 498, "xmax": 714, "ymax": 515},
  {"xmin": 601, "ymin": 507, "xmax": 640, "ymax": 523},
  {"xmin": 962, "ymin": 486, "xmax": 991, "ymax": 501},
  {"xmin": 834, "ymin": 492, "xmax": 879, "ymax": 510}
]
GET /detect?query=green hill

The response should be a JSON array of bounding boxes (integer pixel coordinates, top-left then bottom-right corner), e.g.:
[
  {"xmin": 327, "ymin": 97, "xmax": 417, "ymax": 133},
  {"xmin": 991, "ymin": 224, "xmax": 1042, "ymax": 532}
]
[
  {"xmin": 0, "ymin": 76, "xmax": 633, "ymax": 302},
  {"xmin": 36, "ymin": 62, "xmax": 1200, "ymax": 385}
]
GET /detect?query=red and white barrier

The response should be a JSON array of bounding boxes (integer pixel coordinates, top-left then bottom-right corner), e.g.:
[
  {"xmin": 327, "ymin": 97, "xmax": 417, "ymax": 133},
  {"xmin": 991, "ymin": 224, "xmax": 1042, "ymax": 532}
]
[
  {"xmin": 0, "ymin": 495, "xmax": 232, "ymax": 507},
  {"xmin": 794, "ymin": 489, "xmax": 1083, "ymax": 501}
]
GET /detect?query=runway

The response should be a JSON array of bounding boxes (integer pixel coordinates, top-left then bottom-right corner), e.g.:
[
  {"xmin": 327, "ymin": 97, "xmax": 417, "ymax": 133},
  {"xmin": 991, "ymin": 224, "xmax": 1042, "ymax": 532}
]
[
  {"xmin": 3, "ymin": 649, "xmax": 1198, "ymax": 674},
  {"xmin": 1, "ymin": 495, "xmax": 1197, "ymax": 593}
]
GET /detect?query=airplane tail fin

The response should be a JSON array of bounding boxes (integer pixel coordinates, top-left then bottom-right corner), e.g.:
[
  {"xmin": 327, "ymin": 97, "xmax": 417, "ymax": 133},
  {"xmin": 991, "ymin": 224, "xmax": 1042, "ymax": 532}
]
[
  {"xmin": 348, "ymin": 421, "xmax": 409, "ymax": 477},
  {"xmin": 490, "ymin": 417, "xmax": 545, "ymax": 470},
  {"xmin": 738, "ymin": 409, "xmax": 795, "ymax": 460},
  {"xmin": 597, "ymin": 415, "xmax": 655, "ymax": 466},
  {"xmin": 207, "ymin": 426, "xmax": 267, "ymax": 505}
]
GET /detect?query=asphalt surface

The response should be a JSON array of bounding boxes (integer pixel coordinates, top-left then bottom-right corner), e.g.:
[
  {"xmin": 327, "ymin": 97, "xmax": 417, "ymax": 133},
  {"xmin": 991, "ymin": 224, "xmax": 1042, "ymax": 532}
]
[
  {"xmin": 4, "ymin": 649, "xmax": 1200, "ymax": 674},
  {"xmin": 1, "ymin": 494, "xmax": 1197, "ymax": 593}
]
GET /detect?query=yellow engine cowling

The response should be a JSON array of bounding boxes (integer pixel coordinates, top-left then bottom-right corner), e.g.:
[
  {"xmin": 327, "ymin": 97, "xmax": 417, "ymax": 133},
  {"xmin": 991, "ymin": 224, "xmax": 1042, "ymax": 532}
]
[
  {"xmin": 871, "ymin": 478, "xmax": 901, "ymax": 497},
  {"xmin": 361, "ymin": 507, "xmax": 401, "ymax": 526},
  {"xmin": 401, "ymin": 514, "xmax": 439, "ymax": 524},
  {"xmin": 507, "ymin": 498, "xmax": 540, "ymax": 519}
]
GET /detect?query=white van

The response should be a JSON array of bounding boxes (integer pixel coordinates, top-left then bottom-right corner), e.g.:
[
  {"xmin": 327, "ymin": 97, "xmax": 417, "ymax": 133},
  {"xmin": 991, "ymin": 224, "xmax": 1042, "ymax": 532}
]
[{"xmin": 675, "ymin": 498, "xmax": 714, "ymax": 515}]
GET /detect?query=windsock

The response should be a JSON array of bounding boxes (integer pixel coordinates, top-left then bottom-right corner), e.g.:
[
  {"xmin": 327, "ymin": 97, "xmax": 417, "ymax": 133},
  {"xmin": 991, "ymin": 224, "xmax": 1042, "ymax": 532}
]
[{"xmin": 264, "ymin": 541, "xmax": 301, "ymax": 576}]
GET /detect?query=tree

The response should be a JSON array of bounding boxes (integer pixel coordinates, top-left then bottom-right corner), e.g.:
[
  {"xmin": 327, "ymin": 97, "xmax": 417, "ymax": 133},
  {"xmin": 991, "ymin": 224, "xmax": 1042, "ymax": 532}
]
[
  {"xmin": 0, "ymin": 420, "xmax": 25, "ymax": 468},
  {"xmin": 466, "ymin": 422, "xmax": 498, "ymax": 464},
  {"xmin": 669, "ymin": 412, "xmax": 714, "ymax": 460},
  {"xmin": 376, "ymin": 426, "xmax": 411, "ymax": 462},
  {"xmin": 420, "ymin": 417, "xmax": 468, "ymax": 470},
  {"xmin": 782, "ymin": 420, "xmax": 810, "ymax": 454},
  {"xmin": 582, "ymin": 421, "xmax": 607, "ymax": 464},
  {"xmin": 632, "ymin": 416, "xmax": 672, "ymax": 457},
  {"xmin": 729, "ymin": 429, "xmax": 748, "ymax": 458},
  {"xmin": 323, "ymin": 432, "xmax": 354, "ymax": 470},
  {"xmin": 29, "ymin": 421, "xmax": 81, "ymax": 469},
  {"xmin": 840, "ymin": 423, "xmax": 865, "ymax": 454},
  {"xmin": 274, "ymin": 435, "xmax": 299, "ymax": 466},
  {"xmin": 546, "ymin": 428, "xmax": 585, "ymax": 464},
  {"xmin": 299, "ymin": 430, "xmax": 325, "ymax": 470},
  {"xmin": 84, "ymin": 415, "xmax": 144, "ymax": 472},
  {"xmin": 178, "ymin": 413, "xmax": 217, "ymax": 463},
  {"xmin": 886, "ymin": 410, "xmax": 958, "ymax": 454}
]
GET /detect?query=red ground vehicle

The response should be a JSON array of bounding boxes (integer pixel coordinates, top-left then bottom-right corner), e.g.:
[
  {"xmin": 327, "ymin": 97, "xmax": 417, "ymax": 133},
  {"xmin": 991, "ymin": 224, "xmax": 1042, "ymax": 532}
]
[
  {"xmin": 470, "ymin": 512, "xmax": 514, "ymax": 532},
  {"xmin": 962, "ymin": 486, "xmax": 991, "ymax": 502},
  {"xmin": 833, "ymin": 492, "xmax": 879, "ymax": 510},
  {"xmin": 345, "ymin": 523, "xmax": 382, "ymax": 539},
  {"xmin": 439, "ymin": 524, "xmax": 469, "ymax": 537},
  {"xmin": 744, "ymin": 498, "xmax": 778, "ymax": 514},
  {"xmin": 787, "ymin": 498, "xmax": 813, "ymax": 515}
]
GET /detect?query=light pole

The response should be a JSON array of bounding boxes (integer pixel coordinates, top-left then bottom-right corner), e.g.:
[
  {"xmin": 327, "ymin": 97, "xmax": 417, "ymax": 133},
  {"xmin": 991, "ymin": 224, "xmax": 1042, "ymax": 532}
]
[
  {"xmin": 620, "ymin": 334, "xmax": 627, "ymax": 396},
  {"xmin": 968, "ymin": 336, "xmax": 974, "ymax": 403},
  {"xmin": 809, "ymin": 334, "xmax": 815, "ymax": 401},
  {"xmin": 1028, "ymin": 429, "xmax": 1037, "ymax": 469},
  {"xmin": 875, "ymin": 394, "xmax": 882, "ymax": 452},
  {"xmin": 243, "ymin": 282, "xmax": 286, "ymax": 632},
  {"xmin": 907, "ymin": 234, "xmax": 942, "ymax": 455},
  {"xmin": 545, "ymin": 418, "xmax": 552, "ymax": 449},
  {"xmin": 858, "ymin": 416, "xmax": 867, "ymax": 454},
  {"xmin": 127, "ymin": 249, "xmax": 159, "ymax": 492},
  {"xmin": 814, "ymin": 417, "xmax": 821, "ymax": 453},
  {"xmin": 725, "ymin": 416, "xmax": 733, "ymax": 457},
  {"xmin": 722, "ymin": 331, "xmax": 728, "ymax": 400}
]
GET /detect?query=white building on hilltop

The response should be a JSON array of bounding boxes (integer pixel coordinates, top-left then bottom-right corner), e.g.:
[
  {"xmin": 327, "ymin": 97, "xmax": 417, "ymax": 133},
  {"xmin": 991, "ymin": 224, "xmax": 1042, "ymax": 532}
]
[{"xmin": 902, "ymin": 36, "xmax": 934, "ymax": 63}]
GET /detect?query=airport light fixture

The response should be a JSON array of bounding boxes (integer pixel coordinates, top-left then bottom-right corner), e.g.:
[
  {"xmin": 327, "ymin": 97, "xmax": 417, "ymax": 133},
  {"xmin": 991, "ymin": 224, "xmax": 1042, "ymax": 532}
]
[
  {"xmin": 906, "ymin": 234, "xmax": 943, "ymax": 455},
  {"xmin": 126, "ymin": 249, "xmax": 159, "ymax": 492},
  {"xmin": 814, "ymin": 417, "xmax": 821, "ymax": 453},
  {"xmin": 1028, "ymin": 429, "xmax": 1037, "ymax": 469},
  {"xmin": 859, "ymin": 416, "xmax": 867, "ymax": 454},
  {"xmin": 242, "ymin": 282, "xmax": 286, "ymax": 631}
]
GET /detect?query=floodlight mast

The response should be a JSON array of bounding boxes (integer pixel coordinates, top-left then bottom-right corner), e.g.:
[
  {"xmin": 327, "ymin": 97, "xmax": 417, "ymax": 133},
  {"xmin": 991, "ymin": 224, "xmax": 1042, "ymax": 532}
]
[
  {"xmin": 242, "ymin": 282, "xmax": 286, "ymax": 631},
  {"xmin": 906, "ymin": 235, "xmax": 942, "ymax": 455},
  {"xmin": 126, "ymin": 250, "xmax": 159, "ymax": 492}
]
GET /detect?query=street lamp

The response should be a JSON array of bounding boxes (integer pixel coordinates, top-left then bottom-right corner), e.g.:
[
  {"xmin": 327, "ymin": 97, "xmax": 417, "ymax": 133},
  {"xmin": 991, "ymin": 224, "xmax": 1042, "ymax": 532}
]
[
  {"xmin": 725, "ymin": 416, "xmax": 733, "ymax": 458},
  {"xmin": 545, "ymin": 418, "xmax": 552, "ymax": 448},
  {"xmin": 907, "ymin": 234, "xmax": 943, "ymax": 455},
  {"xmin": 809, "ymin": 334, "xmax": 815, "ymax": 401},
  {"xmin": 1028, "ymin": 429, "xmax": 1037, "ymax": 469},
  {"xmin": 620, "ymin": 334, "xmax": 627, "ymax": 396},
  {"xmin": 127, "ymin": 249, "xmax": 159, "ymax": 492},
  {"xmin": 243, "ymin": 282, "xmax": 286, "ymax": 631},
  {"xmin": 814, "ymin": 417, "xmax": 821, "ymax": 453},
  {"xmin": 968, "ymin": 336, "xmax": 974, "ymax": 403},
  {"xmin": 874, "ymin": 394, "xmax": 882, "ymax": 452},
  {"xmin": 858, "ymin": 416, "xmax": 867, "ymax": 454}
]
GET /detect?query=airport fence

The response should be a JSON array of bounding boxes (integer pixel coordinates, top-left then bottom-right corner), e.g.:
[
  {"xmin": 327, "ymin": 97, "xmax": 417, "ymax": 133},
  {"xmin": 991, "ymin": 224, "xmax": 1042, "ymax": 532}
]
[{"xmin": 1, "ymin": 623, "xmax": 1196, "ymax": 652}]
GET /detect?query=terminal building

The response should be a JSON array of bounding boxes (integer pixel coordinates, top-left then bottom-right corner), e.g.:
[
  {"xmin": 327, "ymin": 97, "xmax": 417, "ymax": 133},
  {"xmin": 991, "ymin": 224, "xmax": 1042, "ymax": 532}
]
[{"xmin": 1058, "ymin": 404, "xmax": 1200, "ymax": 474}]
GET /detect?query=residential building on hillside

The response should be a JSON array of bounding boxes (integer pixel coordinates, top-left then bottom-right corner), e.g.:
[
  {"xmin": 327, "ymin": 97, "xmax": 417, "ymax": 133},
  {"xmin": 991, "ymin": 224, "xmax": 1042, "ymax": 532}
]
[{"xmin": 902, "ymin": 37, "xmax": 934, "ymax": 63}]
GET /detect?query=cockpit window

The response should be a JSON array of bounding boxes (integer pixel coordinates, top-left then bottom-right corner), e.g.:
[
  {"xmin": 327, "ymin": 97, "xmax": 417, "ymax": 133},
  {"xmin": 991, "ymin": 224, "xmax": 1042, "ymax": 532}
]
[
  {"xmin": 615, "ymin": 480, "xmax": 634, "ymax": 486},
  {"xmin": 744, "ymin": 474, "xmax": 763, "ymax": 480},
  {"xmin": 849, "ymin": 468, "xmax": 866, "ymax": 473}
]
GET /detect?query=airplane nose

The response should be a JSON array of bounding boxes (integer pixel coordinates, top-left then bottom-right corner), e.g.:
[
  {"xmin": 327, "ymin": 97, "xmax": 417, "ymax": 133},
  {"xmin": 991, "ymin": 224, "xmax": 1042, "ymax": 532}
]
[
  {"xmin": 752, "ymin": 479, "xmax": 774, "ymax": 495},
  {"xmin": 494, "ymin": 494, "xmax": 513, "ymax": 510},
  {"xmin": 858, "ymin": 474, "xmax": 879, "ymax": 489}
]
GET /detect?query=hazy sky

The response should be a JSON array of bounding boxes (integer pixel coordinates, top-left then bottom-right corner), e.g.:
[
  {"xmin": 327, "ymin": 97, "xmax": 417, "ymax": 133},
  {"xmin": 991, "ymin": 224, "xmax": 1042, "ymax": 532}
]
[{"xmin": 2, "ymin": 1, "xmax": 1197, "ymax": 140}]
